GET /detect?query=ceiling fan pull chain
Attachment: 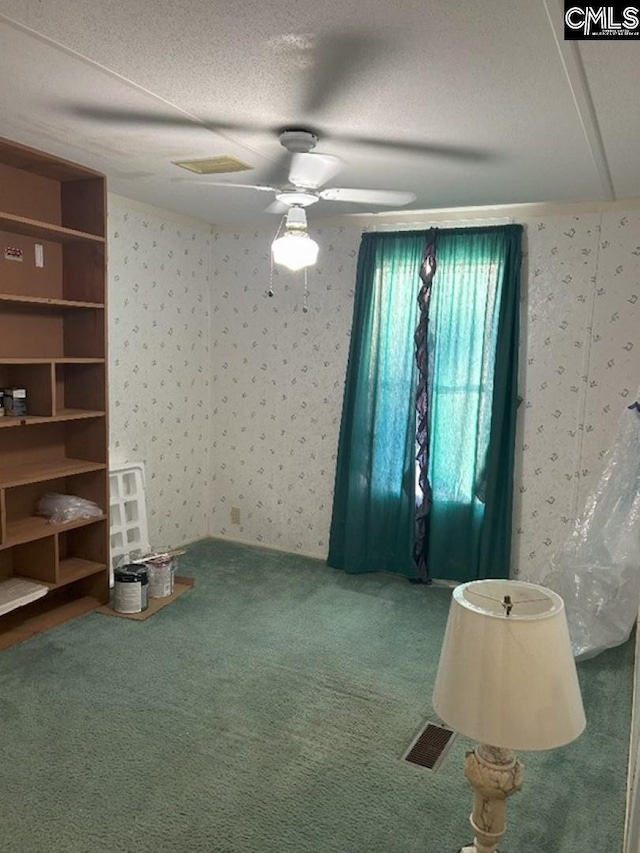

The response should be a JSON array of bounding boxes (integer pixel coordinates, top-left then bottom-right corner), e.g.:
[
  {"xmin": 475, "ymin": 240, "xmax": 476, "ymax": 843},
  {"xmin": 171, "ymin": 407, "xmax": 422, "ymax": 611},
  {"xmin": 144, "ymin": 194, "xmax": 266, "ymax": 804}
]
[
  {"xmin": 269, "ymin": 215, "xmax": 287, "ymax": 298},
  {"xmin": 268, "ymin": 253, "xmax": 275, "ymax": 298},
  {"xmin": 303, "ymin": 268, "xmax": 309, "ymax": 313}
]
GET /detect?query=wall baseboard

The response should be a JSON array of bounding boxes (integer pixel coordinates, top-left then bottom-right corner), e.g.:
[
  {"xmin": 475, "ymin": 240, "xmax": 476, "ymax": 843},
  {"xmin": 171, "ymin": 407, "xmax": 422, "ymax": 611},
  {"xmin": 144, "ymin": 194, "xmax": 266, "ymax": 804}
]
[{"xmin": 204, "ymin": 533, "xmax": 327, "ymax": 562}]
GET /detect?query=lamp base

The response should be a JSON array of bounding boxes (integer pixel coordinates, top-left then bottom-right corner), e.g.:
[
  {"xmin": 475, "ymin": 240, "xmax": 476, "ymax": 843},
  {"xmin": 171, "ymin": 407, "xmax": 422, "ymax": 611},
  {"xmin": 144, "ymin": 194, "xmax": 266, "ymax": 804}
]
[
  {"xmin": 459, "ymin": 847, "xmax": 500, "ymax": 853},
  {"xmin": 460, "ymin": 744, "xmax": 524, "ymax": 853}
]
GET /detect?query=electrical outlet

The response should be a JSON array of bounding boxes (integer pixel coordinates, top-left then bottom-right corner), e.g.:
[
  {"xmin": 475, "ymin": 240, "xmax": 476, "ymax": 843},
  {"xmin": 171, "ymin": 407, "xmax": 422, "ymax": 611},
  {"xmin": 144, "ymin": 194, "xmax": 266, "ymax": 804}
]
[{"xmin": 231, "ymin": 507, "xmax": 241, "ymax": 525}]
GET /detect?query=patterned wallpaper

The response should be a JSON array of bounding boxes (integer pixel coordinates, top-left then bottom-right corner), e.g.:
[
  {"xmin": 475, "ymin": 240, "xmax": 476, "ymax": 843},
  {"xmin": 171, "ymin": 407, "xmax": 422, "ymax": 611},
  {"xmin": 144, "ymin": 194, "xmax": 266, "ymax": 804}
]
[
  {"xmin": 107, "ymin": 197, "xmax": 212, "ymax": 550},
  {"xmin": 580, "ymin": 213, "xmax": 640, "ymax": 504},
  {"xmin": 106, "ymin": 195, "xmax": 640, "ymax": 580},
  {"xmin": 209, "ymin": 225, "xmax": 358, "ymax": 555},
  {"xmin": 208, "ymin": 210, "xmax": 640, "ymax": 581},
  {"xmin": 514, "ymin": 210, "xmax": 640, "ymax": 580}
]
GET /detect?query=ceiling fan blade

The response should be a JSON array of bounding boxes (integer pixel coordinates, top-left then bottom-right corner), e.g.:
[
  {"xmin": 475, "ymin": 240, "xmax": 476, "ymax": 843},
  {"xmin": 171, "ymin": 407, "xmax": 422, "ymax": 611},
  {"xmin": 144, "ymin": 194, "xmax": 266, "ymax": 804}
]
[
  {"xmin": 67, "ymin": 105, "xmax": 492, "ymax": 164},
  {"xmin": 67, "ymin": 104, "xmax": 259, "ymax": 134},
  {"xmin": 171, "ymin": 180, "xmax": 276, "ymax": 191},
  {"xmin": 288, "ymin": 152, "xmax": 342, "ymax": 189},
  {"xmin": 265, "ymin": 200, "xmax": 289, "ymax": 214},
  {"xmin": 68, "ymin": 102, "xmax": 292, "ymax": 181},
  {"xmin": 302, "ymin": 33, "xmax": 387, "ymax": 116},
  {"xmin": 261, "ymin": 149, "xmax": 292, "ymax": 188},
  {"xmin": 320, "ymin": 188, "xmax": 416, "ymax": 206},
  {"xmin": 333, "ymin": 132, "xmax": 492, "ymax": 163}
]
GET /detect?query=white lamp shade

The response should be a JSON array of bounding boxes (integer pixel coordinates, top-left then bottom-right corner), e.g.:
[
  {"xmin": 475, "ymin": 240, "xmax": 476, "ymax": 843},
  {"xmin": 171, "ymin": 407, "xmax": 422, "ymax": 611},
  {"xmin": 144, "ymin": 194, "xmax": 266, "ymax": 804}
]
[
  {"xmin": 433, "ymin": 580, "xmax": 586, "ymax": 751},
  {"xmin": 271, "ymin": 231, "xmax": 319, "ymax": 271}
]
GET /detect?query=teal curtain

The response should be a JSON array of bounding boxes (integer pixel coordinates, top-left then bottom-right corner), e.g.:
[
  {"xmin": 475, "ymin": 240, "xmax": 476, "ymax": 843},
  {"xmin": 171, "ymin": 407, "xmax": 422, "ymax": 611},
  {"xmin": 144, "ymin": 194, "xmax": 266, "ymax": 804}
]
[
  {"xmin": 426, "ymin": 225, "xmax": 522, "ymax": 581},
  {"xmin": 327, "ymin": 232, "xmax": 426, "ymax": 577},
  {"xmin": 328, "ymin": 224, "xmax": 522, "ymax": 581}
]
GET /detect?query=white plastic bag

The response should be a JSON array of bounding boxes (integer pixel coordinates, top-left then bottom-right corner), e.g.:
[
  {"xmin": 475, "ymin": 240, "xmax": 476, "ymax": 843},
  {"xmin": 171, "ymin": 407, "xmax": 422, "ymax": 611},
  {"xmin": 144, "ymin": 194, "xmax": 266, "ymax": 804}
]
[{"xmin": 36, "ymin": 493, "xmax": 103, "ymax": 524}]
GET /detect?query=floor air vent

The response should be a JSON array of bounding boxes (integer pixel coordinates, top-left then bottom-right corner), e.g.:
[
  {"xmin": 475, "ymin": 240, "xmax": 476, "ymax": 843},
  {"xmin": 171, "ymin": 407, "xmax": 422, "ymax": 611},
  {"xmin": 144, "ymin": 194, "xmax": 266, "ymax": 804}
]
[{"xmin": 403, "ymin": 722, "xmax": 456, "ymax": 771}]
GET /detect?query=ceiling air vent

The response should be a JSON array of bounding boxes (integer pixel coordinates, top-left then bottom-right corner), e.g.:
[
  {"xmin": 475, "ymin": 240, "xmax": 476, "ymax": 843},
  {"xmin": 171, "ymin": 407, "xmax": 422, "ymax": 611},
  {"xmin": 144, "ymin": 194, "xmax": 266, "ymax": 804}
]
[{"xmin": 172, "ymin": 156, "xmax": 253, "ymax": 175}]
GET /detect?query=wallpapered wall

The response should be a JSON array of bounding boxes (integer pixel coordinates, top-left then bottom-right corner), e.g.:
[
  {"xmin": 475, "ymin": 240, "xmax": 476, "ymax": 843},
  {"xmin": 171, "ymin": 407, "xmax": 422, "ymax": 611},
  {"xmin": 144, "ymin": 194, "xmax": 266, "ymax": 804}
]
[
  {"xmin": 107, "ymin": 195, "xmax": 640, "ymax": 579},
  {"xmin": 108, "ymin": 199, "xmax": 212, "ymax": 549},
  {"xmin": 208, "ymin": 210, "xmax": 640, "ymax": 581},
  {"xmin": 208, "ymin": 225, "xmax": 358, "ymax": 555},
  {"xmin": 515, "ymin": 211, "xmax": 640, "ymax": 579}
]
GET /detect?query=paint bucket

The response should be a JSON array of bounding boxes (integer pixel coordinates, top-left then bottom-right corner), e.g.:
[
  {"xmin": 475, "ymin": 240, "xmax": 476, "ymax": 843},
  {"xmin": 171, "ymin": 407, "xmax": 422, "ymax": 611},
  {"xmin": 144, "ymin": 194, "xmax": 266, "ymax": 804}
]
[
  {"xmin": 145, "ymin": 555, "xmax": 175, "ymax": 599},
  {"xmin": 113, "ymin": 564, "xmax": 149, "ymax": 613},
  {"xmin": 4, "ymin": 388, "xmax": 27, "ymax": 416}
]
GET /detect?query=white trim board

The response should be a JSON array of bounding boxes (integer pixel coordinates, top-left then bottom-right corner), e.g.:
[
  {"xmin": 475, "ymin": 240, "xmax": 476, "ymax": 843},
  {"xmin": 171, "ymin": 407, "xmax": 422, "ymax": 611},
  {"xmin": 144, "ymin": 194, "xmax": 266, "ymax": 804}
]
[{"xmin": 341, "ymin": 196, "xmax": 640, "ymax": 229}]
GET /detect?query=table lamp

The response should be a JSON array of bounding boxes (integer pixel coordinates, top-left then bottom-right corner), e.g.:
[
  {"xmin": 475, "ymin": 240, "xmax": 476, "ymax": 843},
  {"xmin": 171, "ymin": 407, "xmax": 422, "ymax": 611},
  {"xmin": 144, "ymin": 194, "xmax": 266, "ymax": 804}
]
[{"xmin": 433, "ymin": 579, "xmax": 586, "ymax": 853}]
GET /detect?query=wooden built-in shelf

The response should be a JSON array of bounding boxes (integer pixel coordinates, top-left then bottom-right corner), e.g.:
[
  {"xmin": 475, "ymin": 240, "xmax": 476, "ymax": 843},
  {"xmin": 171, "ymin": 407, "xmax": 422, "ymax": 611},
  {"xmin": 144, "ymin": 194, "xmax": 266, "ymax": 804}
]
[
  {"xmin": 0, "ymin": 211, "xmax": 105, "ymax": 244},
  {"xmin": 0, "ymin": 138, "xmax": 103, "ymax": 182},
  {"xmin": 0, "ymin": 293, "xmax": 104, "ymax": 309},
  {"xmin": 0, "ymin": 410, "xmax": 105, "ymax": 429},
  {"xmin": 54, "ymin": 558, "xmax": 106, "ymax": 588},
  {"xmin": 0, "ymin": 135, "xmax": 108, "ymax": 649},
  {"xmin": 0, "ymin": 458, "xmax": 106, "ymax": 489},
  {"xmin": 0, "ymin": 358, "xmax": 105, "ymax": 365},
  {"xmin": 2, "ymin": 513, "xmax": 108, "ymax": 549},
  {"xmin": 0, "ymin": 595, "xmax": 101, "ymax": 651},
  {"xmin": 0, "ymin": 576, "xmax": 48, "ymax": 616}
]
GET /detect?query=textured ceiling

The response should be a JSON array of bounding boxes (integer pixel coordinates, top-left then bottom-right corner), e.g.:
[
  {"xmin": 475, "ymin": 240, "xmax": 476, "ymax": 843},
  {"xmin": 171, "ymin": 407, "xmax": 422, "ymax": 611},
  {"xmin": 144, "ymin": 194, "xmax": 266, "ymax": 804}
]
[{"xmin": 0, "ymin": 0, "xmax": 636, "ymax": 225}]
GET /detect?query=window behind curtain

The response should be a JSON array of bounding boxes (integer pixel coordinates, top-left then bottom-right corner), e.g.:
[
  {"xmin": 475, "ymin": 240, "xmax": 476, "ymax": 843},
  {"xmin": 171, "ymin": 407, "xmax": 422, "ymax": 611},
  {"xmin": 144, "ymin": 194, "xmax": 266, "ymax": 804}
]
[
  {"xmin": 328, "ymin": 225, "xmax": 522, "ymax": 582},
  {"xmin": 428, "ymin": 258, "xmax": 500, "ymax": 504},
  {"xmin": 424, "ymin": 237, "xmax": 507, "ymax": 582}
]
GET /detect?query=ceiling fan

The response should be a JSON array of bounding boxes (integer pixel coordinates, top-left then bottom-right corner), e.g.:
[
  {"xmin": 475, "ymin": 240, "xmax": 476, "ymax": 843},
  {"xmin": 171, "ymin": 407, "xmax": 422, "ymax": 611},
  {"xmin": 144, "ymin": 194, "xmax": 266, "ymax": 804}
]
[
  {"xmin": 178, "ymin": 128, "xmax": 418, "ymax": 274},
  {"xmin": 179, "ymin": 128, "xmax": 418, "ymax": 214},
  {"xmin": 65, "ymin": 31, "xmax": 492, "ymax": 273},
  {"xmin": 66, "ymin": 32, "xmax": 492, "ymax": 184}
]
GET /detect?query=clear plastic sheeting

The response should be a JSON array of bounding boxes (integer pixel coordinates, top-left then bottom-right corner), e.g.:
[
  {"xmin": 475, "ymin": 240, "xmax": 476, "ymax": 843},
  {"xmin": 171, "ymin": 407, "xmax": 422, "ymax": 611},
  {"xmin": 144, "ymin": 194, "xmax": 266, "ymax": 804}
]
[{"xmin": 541, "ymin": 400, "xmax": 640, "ymax": 660}]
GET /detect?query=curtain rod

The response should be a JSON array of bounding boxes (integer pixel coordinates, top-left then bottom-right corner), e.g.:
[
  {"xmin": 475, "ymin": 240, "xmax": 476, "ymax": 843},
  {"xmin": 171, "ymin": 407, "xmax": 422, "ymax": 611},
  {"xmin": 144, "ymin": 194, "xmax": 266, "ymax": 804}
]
[{"xmin": 362, "ymin": 216, "xmax": 515, "ymax": 232}]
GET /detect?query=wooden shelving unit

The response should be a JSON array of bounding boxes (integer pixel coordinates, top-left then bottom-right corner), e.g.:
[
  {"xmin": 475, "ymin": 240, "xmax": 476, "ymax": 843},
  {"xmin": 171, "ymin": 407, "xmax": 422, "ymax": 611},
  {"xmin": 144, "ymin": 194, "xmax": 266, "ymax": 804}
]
[
  {"xmin": 0, "ymin": 211, "xmax": 106, "ymax": 243},
  {"xmin": 0, "ymin": 293, "xmax": 104, "ymax": 309},
  {"xmin": 0, "ymin": 411, "xmax": 106, "ymax": 430},
  {"xmin": 3, "ymin": 513, "xmax": 108, "ymax": 548},
  {"xmin": 0, "ymin": 137, "xmax": 109, "ymax": 648}
]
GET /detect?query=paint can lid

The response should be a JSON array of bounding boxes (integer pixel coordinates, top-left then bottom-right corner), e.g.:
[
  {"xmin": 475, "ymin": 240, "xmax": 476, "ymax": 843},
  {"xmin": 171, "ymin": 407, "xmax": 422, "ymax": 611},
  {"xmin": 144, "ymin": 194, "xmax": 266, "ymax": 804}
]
[{"xmin": 114, "ymin": 564, "xmax": 149, "ymax": 583}]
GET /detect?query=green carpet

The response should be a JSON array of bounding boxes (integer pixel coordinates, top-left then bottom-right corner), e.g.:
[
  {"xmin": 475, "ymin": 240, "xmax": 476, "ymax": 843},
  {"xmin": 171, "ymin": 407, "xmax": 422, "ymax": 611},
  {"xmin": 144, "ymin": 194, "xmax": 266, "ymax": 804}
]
[{"xmin": 0, "ymin": 538, "xmax": 633, "ymax": 852}]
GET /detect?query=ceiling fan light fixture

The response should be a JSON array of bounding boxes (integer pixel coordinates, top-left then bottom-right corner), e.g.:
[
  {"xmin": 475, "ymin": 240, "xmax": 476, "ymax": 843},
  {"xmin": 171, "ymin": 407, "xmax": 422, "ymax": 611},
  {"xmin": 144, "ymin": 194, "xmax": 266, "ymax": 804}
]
[
  {"xmin": 272, "ymin": 230, "xmax": 319, "ymax": 271},
  {"xmin": 275, "ymin": 190, "xmax": 319, "ymax": 207},
  {"xmin": 283, "ymin": 206, "xmax": 309, "ymax": 230}
]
